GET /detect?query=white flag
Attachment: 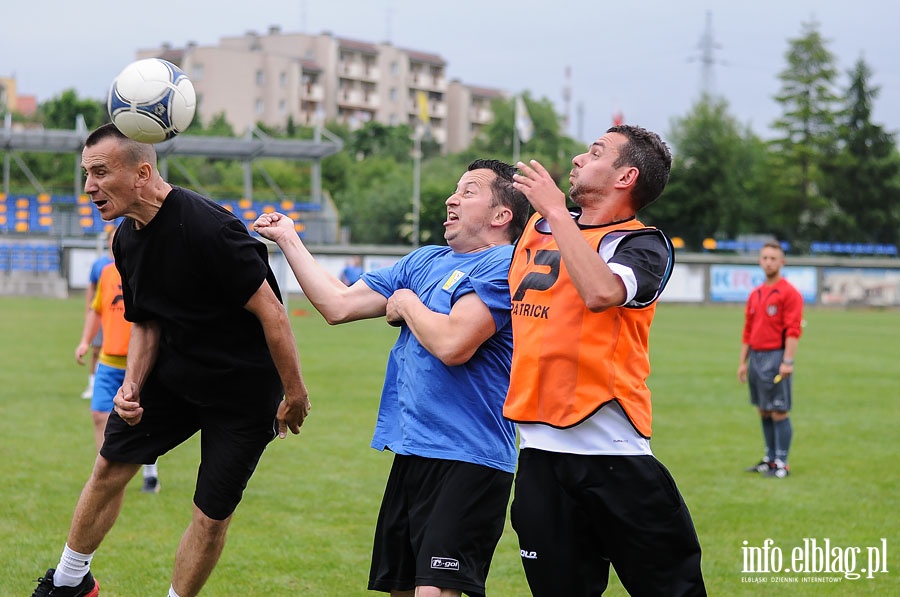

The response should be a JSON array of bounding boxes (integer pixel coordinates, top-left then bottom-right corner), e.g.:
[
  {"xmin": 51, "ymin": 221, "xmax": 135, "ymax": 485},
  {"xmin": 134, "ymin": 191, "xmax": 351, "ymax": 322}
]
[{"xmin": 515, "ymin": 95, "xmax": 533, "ymax": 143}]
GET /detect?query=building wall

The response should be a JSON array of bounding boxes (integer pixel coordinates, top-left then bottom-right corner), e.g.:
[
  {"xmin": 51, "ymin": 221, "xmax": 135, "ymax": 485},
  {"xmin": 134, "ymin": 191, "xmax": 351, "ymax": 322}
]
[{"xmin": 137, "ymin": 29, "xmax": 501, "ymax": 151}]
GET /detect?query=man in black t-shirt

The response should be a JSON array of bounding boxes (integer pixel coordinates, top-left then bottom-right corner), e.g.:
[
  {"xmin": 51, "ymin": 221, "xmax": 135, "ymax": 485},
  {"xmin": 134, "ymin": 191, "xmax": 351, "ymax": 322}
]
[{"xmin": 31, "ymin": 124, "xmax": 311, "ymax": 597}]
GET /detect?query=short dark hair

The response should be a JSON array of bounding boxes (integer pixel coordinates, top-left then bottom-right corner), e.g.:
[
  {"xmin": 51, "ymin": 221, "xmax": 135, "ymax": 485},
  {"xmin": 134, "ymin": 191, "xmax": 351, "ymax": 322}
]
[
  {"xmin": 606, "ymin": 124, "xmax": 672, "ymax": 210},
  {"xmin": 467, "ymin": 159, "xmax": 530, "ymax": 241},
  {"xmin": 84, "ymin": 123, "xmax": 156, "ymax": 166}
]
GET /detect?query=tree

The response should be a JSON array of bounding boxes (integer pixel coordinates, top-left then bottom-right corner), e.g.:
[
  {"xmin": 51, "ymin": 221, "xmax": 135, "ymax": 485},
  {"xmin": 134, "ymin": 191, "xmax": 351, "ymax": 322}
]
[
  {"xmin": 470, "ymin": 94, "xmax": 582, "ymax": 185},
  {"xmin": 770, "ymin": 20, "xmax": 841, "ymax": 241},
  {"xmin": 349, "ymin": 121, "xmax": 416, "ymax": 162},
  {"xmin": 643, "ymin": 94, "xmax": 777, "ymax": 249},
  {"xmin": 820, "ymin": 58, "xmax": 900, "ymax": 245},
  {"xmin": 39, "ymin": 89, "xmax": 107, "ymax": 130}
]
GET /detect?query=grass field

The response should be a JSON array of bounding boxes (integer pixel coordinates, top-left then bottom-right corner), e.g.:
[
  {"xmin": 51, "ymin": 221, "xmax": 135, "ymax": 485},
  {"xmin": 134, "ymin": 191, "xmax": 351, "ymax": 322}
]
[{"xmin": 1, "ymin": 295, "xmax": 897, "ymax": 596}]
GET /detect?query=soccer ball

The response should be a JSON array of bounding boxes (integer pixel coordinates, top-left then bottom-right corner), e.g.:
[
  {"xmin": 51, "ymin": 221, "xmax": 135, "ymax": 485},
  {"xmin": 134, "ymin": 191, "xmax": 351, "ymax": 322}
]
[{"xmin": 107, "ymin": 58, "xmax": 196, "ymax": 143}]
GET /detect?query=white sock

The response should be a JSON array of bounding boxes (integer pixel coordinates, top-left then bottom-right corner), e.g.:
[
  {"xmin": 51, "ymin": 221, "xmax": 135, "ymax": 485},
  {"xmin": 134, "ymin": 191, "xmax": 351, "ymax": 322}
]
[
  {"xmin": 143, "ymin": 462, "xmax": 159, "ymax": 478},
  {"xmin": 87, "ymin": 374, "xmax": 95, "ymax": 388},
  {"xmin": 168, "ymin": 585, "xmax": 181, "ymax": 597},
  {"xmin": 53, "ymin": 544, "xmax": 94, "ymax": 587}
]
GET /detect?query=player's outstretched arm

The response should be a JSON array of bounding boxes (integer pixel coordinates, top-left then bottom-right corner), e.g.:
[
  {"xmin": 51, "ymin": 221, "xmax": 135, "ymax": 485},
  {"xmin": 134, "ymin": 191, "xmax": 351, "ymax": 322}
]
[{"xmin": 254, "ymin": 212, "xmax": 386, "ymax": 324}]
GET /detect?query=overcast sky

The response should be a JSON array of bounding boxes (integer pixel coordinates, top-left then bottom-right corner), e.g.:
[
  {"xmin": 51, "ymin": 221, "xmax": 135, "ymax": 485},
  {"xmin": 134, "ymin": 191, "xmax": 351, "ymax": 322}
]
[{"xmin": 3, "ymin": 0, "xmax": 897, "ymax": 146}]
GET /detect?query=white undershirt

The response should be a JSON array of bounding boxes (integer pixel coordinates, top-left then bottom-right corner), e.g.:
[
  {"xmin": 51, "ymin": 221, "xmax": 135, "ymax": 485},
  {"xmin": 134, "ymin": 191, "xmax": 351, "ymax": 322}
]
[{"xmin": 517, "ymin": 401, "xmax": 653, "ymax": 455}]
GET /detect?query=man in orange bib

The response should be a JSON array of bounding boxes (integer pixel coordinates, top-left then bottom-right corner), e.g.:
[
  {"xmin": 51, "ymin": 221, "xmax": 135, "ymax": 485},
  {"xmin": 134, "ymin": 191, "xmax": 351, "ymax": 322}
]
[{"xmin": 506, "ymin": 125, "xmax": 706, "ymax": 596}]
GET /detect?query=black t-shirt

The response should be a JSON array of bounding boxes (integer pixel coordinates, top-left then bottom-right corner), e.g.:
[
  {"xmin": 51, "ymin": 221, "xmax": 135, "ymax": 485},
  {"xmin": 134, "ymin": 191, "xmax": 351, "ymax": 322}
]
[{"xmin": 114, "ymin": 186, "xmax": 282, "ymax": 401}]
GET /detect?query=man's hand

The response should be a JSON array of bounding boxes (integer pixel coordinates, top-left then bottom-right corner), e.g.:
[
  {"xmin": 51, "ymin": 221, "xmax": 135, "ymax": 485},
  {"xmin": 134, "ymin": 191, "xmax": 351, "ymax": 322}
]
[
  {"xmin": 114, "ymin": 382, "xmax": 143, "ymax": 425},
  {"xmin": 276, "ymin": 389, "xmax": 312, "ymax": 439},
  {"xmin": 385, "ymin": 288, "xmax": 418, "ymax": 327},
  {"xmin": 253, "ymin": 212, "xmax": 296, "ymax": 244},
  {"xmin": 75, "ymin": 341, "xmax": 90, "ymax": 365},
  {"xmin": 513, "ymin": 159, "xmax": 568, "ymax": 219}
]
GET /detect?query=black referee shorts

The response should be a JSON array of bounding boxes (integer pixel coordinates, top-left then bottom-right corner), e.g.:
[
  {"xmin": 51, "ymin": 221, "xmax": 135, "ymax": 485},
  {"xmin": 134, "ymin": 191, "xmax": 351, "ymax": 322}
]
[
  {"xmin": 511, "ymin": 449, "xmax": 706, "ymax": 597},
  {"xmin": 101, "ymin": 372, "xmax": 282, "ymax": 520},
  {"xmin": 368, "ymin": 454, "xmax": 513, "ymax": 597}
]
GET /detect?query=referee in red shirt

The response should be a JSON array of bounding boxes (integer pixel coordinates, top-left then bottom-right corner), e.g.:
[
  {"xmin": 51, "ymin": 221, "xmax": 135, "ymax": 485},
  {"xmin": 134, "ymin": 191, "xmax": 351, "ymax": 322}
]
[{"xmin": 737, "ymin": 241, "xmax": 803, "ymax": 478}]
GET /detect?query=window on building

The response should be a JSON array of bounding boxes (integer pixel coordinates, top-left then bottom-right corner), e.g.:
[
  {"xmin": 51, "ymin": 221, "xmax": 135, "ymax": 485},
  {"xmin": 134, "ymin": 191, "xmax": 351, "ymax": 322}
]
[
  {"xmin": 256, "ymin": 70, "xmax": 265, "ymax": 86},
  {"xmin": 279, "ymin": 72, "xmax": 287, "ymax": 87},
  {"xmin": 191, "ymin": 64, "xmax": 204, "ymax": 82},
  {"xmin": 255, "ymin": 99, "xmax": 264, "ymax": 115}
]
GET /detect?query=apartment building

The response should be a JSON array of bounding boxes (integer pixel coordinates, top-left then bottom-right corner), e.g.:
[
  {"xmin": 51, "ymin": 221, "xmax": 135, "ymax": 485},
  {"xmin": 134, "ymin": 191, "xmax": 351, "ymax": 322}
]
[{"xmin": 138, "ymin": 26, "xmax": 506, "ymax": 152}]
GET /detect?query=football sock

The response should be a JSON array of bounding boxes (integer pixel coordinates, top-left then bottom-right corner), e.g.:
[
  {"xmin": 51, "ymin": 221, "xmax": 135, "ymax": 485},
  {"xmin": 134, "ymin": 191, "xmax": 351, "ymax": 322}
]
[
  {"xmin": 144, "ymin": 462, "xmax": 159, "ymax": 478},
  {"xmin": 169, "ymin": 585, "xmax": 182, "ymax": 597},
  {"xmin": 54, "ymin": 544, "xmax": 95, "ymax": 587},
  {"xmin": 773, "ymin": 417, "xmax": 793, "ymax": 465},
  {"xmin": 761, "ymin": 416, "xmax": 775, "ymax": 462}
]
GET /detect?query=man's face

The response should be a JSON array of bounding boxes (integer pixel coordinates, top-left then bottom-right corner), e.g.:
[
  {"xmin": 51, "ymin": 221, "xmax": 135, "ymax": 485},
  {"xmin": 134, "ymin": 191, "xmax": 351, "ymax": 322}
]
[
  {"xmin": 759, "ymin": 247, "xmax": 785, "ymax": 277},
  {"xmin": 81, "ymin": 138, "xmax": 142, "ymax": 221},
  {"xmin": 568, "ymin": 132, "xmax": 627, "ymax": 205},
  {"xmin": 443, "ymin": 169, "xmax": 499, "ymax": 253}
]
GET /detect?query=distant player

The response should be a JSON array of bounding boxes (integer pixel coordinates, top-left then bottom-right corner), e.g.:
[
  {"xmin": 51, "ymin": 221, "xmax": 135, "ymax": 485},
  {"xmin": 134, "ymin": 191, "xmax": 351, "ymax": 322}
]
[{"xmin": 737, "ymin": 240, "xmax": 803, "ymax": 478}]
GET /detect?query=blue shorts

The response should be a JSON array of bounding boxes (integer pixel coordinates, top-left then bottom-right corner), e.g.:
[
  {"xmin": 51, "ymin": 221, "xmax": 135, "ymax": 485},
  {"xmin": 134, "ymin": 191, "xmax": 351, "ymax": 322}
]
[{"xmin": 91, "ymin": 363, "xmax": 125, "ymax": 413}]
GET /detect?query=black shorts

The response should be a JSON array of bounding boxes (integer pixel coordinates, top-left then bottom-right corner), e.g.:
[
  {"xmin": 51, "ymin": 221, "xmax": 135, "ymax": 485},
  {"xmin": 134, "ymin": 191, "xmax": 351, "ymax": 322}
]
[
  {"xmin": 511, "ymin": 449, "xmax": 706, "ymax": 597},
  {"xmin": 368, "ymin": 454, "xmax": 513, "ymax": 597},
  {"xmin": 100, "ymin": 372, "xmax": 282, "ymax": 520}
]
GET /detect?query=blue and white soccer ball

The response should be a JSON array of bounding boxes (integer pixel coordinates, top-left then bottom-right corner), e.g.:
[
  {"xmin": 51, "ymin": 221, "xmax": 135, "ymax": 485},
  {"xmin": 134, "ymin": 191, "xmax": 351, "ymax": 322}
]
[{"xmin": 107, "ymin": 58, "xmax": 196, "ymax": 144}]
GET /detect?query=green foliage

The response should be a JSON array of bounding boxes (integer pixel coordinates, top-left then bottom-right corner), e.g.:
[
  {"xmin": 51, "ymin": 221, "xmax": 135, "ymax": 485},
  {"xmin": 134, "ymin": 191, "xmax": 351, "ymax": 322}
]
[
  {"xmin": 820, "ymin": 59, "xmax": 900, "ymax": 245},
  {"xmin": 645, "ymin": 95, "xmax": 776, "ymax": 248},
  {"xmin": 770, "ymin": 20, "xmax": 842, "ymax": 238},
  {"xmin": 38, "ymin": 89, "xmax": 108, "ymax": 130},
  {"xmin": 331, "ymin": 156, "xmax": 415, "ymax": 244},
  {"xmin": 472, "ymin": 94, "xmax": 582, "ymax": 174},
  {"xmin": 2, "ymin": 297, "xmax": 899, "ymax": 595}
]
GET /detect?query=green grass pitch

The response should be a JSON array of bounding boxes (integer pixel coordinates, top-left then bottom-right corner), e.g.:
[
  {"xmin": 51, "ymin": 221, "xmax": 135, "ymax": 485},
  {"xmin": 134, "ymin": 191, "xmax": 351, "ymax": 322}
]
[{"xmin": 1, "ymin": 296, "xmax": 897, "ymax": 595}]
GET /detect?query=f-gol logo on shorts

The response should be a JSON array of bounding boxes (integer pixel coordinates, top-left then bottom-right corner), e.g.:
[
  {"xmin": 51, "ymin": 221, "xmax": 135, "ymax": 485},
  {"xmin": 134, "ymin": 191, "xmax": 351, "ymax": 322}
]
[{"xmin": 431, "ymin": 557, "xmax": 460, "ymax": 570}]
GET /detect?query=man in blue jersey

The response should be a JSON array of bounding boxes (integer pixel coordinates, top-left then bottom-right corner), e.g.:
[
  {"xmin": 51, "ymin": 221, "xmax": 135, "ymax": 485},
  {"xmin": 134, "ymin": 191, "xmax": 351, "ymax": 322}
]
[{"xmin": 254, "ymin": 159, "xmax": 529, "ymax": 597}]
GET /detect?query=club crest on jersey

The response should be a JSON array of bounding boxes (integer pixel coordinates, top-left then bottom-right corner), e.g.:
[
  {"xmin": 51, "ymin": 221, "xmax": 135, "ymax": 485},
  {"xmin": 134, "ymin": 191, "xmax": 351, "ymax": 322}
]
[
  {"xmin": 442, "ymin": 270, "xmax": 466, "ymax": 291},
  {"xmin": 767, "ymin": 304, "xmax": 778, "ymax": 316}
]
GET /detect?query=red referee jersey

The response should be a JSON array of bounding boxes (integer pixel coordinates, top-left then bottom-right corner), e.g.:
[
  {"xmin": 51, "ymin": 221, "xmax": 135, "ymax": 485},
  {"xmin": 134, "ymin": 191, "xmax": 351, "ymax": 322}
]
[{"xmin": 742, "ymin": 278, "xmax": 803, "ymax": 351}]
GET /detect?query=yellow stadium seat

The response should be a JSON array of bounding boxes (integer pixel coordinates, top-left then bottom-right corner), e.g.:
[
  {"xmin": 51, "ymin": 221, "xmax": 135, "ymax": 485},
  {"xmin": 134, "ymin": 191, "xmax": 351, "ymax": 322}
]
[
  {"xmin": 80, "ymin": 217, "xmax": 94, "ymax": 228},
  {"xmin": 38, "ymin": 194, "xmax": 51, "ymax": 203},
  {"xmin": 281, "ymin": 200, "xmax": 295, "ymax": 210},
  {"xmin": 39, "ymin": 216, "xmax": 53, "ymax": 227},
  {"xmin": 15, "ymin": 222, "xmax": 28, "ymax": 232},
  {"xmin": 262, "ymin": 205, "xmax": 276, "ymax": 214},
  {"xmin": 39, "ymin": 205, "xmax": 52, "ymax": 214},
  {"xmin": 238, "ymin": 199, "xmax": 252, "ymax": 209},
  {"xmin": 16, "ymin": 198, "xmax": 29, "ymax": 208},
  {"xmin": 243, "ymin": 210, "xmax": 257, "ymax": 221},
  {"xmin": 79, "ymin": 206, "xmax": 93, "ymax": 215},
  {"xmin": 78, "ymin": 195, "xmax": 90, "ymax": 204}
]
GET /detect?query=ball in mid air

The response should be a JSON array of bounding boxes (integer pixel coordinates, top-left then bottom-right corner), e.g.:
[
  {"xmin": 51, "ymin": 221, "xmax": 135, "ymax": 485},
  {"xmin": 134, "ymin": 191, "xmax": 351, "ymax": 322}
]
[{"xmin": 108, "ymin": 58, "xmax": 196, "ymax": 143}]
